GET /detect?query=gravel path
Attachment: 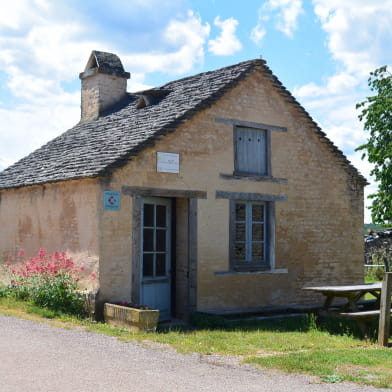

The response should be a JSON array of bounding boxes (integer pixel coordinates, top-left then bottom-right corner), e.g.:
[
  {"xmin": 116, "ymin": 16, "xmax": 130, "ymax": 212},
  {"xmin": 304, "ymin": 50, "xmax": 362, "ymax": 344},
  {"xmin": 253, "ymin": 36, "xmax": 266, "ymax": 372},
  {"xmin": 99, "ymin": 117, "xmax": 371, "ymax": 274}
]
[{"xmin": 0, "ymin": 314, "xmax": 390, "ymax": 392}]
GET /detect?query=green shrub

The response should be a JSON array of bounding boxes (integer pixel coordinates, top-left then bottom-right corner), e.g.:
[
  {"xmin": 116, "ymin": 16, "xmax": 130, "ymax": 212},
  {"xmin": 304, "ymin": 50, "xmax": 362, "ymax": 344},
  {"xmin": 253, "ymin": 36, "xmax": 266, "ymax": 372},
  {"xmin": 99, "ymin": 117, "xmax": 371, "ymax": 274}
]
[
  {"xmin": 0, "ymin": 285, "xmax": 10, "ymax": 298},
  {"xmin": 365, "ymin": 265, "xmax": 385, "ymax": 282},
  {"xmin": 4, "ymin": 248, "xmax": 86, "ymax": 316}
]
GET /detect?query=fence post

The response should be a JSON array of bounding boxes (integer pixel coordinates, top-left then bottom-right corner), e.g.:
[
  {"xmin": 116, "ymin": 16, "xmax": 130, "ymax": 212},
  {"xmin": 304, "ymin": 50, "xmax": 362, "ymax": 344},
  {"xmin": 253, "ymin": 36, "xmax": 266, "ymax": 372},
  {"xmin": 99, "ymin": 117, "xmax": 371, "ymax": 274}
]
[{"xmin": 378, "ymin": 272, "xmax": 392, "ymax": 347}]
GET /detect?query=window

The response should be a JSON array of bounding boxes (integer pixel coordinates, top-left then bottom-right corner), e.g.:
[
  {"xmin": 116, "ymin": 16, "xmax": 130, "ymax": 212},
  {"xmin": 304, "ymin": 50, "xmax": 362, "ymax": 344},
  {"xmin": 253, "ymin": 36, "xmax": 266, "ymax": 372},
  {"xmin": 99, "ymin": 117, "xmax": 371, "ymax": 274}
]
[
  {"xmin": 231, "ymin": 200, "xmax": 270, "ymax": 271},
  {"xmin": 234, "ymin": 126, "xmax": 268, "ymax": 176}
]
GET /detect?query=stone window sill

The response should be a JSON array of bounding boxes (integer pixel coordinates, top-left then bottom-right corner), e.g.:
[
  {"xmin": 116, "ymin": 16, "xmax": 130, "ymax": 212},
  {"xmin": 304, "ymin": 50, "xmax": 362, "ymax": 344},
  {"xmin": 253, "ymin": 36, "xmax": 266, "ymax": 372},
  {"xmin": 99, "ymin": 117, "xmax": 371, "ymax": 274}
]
[{"xmin": 220, "ymin": 173, "xmax": 288, "ymax": 184}]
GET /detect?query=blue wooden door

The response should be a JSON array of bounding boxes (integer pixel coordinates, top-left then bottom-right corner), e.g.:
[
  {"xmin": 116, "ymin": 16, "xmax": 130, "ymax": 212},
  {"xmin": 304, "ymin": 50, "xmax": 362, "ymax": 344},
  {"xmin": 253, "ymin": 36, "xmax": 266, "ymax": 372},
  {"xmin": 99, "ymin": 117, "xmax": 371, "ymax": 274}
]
[{"xmin": 141, "ymin": 197, "xmax": 171, "ymax": 320}]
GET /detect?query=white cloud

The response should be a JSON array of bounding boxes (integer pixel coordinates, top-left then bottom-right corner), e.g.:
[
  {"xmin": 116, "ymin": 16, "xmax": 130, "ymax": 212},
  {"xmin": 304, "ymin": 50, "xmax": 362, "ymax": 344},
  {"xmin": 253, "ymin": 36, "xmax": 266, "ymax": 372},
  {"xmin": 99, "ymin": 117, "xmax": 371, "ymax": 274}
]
[
  {"xmin": 0, "ymin": 4, "xmax": 212, "ymax": 167},
  {"xmin": 268, "ymin": 0, "xmax": 304, "ymax": 37},
  {"xmin": 208, "ymin": 16, "xmax": 242, "ymax": 56},
  {"xmin": 347, "ymin": 151, "xmax": 376, "ymax": 223},
  {"xmin": 292, "ymin": 1, "xmax": 392, "ymax": 221},
  {"xmin": 294, "ymin": 72, "xmax": 358, "ymax": 98},
  {"xmin": 313, "ymin": 0, "xmax": 392, "ymax": 78},
  {"xmin": 251, "ymin": 0, "xmax": 303, "ymax": 43},
  {"xmin": 121, "ymin": 11, "xmax": 210, "ymax": 76},
  {"xmin": 250, "ymin": 24, "xmax": 267, "ymax": 45}
]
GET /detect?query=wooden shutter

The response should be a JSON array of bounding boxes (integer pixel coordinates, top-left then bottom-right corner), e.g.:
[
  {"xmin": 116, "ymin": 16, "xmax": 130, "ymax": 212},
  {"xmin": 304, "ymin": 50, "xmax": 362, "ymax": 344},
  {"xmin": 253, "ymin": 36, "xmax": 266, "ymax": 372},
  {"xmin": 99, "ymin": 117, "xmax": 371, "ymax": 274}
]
[{"xmin": 235, "ymin": 127, "xmax": 267, "ymax": 175}]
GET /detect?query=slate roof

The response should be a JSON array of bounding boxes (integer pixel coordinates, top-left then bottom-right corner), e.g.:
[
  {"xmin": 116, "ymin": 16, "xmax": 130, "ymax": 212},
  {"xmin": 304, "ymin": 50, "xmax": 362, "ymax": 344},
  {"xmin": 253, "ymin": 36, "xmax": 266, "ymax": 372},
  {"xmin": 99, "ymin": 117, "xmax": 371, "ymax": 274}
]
[{"xmin": 0, "ymin": 58, "xmax": 367, "ymax": 189}]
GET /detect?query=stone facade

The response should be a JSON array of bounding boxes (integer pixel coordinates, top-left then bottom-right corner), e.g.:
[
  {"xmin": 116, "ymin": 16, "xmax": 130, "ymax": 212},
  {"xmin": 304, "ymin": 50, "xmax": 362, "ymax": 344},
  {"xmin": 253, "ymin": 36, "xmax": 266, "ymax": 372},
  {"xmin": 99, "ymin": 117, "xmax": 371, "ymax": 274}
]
[
  {"xmin": 96, "ymin": 70, "xmax": 364, "ymax": 314},
  {"xmin": 0, "ymin": 54, "xmax": 365, "ymax": 318},
  {"xmin": 0, "ymin": 179, "xmax": 100, "ymax": 289}
]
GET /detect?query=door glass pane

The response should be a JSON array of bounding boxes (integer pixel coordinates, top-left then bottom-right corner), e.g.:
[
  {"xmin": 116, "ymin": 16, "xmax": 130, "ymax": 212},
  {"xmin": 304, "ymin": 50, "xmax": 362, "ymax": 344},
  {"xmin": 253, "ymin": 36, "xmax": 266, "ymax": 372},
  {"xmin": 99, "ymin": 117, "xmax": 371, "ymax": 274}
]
[
  {"xmin": 235, "ymin": 203, "xmax": 246, "ymax": 221},
  {"xmin": 143, "ymin": 204, "xmax": 154, "ymax": 227},
  {"xmin": 156, "ymin": 229, "xmax": 166, "ymax": 252},
  {"xmin": 156, "ymin": 205, "xmax": 166, "ymax": 227},
  {"xmin": 235, "ymin": 242, "xmax": 246, "ymax": 261},
  {"xmin": 156, "ymin": 253, "xmax": 166, "ymax": 276},
  {"xmin": 235, "ymin": 223, "xmax": 246, "ymax": 241},
  {"xmin": 252, "ymin": 223, "xmax": 264, "ymax": 241},
  {"xmin": 143, "ymin": 254, "xmax": 154, "ymax": 277},
  {"xmin": 143, "ymin": 229, "xmax": 154, "ymax": 251},
  {"xmin": 252, "ymin": 204, "xmax": 264, "ymax": 222},
  {"xmin": 252, "ymin": 243, "xmax": 264, "ymax": 261}
]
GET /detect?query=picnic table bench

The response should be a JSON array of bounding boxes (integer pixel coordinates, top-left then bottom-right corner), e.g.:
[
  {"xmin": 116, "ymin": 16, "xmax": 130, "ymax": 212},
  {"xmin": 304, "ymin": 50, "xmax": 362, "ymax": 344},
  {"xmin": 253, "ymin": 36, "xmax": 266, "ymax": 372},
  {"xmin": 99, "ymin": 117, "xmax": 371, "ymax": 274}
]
[
  {"xmin": 303, "ymin": 282, "xmax": 387, "ymax": 338},
  {"xmin": 337, "ymin": 309, "xmax": 392, "ymax": 322}
]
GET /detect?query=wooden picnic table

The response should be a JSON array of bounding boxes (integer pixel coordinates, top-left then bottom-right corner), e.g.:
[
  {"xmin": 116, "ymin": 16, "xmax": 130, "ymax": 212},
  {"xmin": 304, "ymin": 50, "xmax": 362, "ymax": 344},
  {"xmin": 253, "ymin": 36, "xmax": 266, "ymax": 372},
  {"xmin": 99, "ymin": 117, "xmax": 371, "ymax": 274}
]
[
  {"xmin": 303, "ymin": 283, "xmax": 382, "ymax": 312},
  {"xmin": 303, "ymin": 283, "xmax": 384, "ymax": 337}
]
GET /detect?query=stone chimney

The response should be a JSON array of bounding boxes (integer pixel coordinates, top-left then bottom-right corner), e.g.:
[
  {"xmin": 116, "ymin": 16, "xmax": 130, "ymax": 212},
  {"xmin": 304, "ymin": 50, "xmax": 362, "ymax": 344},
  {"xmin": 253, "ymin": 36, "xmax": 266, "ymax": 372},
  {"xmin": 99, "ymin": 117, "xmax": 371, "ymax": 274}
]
[{"xmin": 79, "ymin": 50, "xmax": 130, "ymax": 122}]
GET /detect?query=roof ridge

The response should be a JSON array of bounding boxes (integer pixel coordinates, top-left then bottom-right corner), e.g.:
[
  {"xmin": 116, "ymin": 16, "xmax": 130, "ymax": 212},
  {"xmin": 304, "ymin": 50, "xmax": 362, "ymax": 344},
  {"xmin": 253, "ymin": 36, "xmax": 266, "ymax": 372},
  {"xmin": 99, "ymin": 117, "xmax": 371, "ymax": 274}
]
[{"xmin": 161, "ymin": 59, "xmax": 263, "ymax": 88}]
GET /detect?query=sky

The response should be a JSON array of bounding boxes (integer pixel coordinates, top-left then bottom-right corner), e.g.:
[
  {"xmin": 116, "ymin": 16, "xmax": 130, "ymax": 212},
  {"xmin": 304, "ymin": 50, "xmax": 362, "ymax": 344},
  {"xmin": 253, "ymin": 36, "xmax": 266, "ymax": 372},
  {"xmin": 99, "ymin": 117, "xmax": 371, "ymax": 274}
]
[{"xmin": 1, "ymin": 0, "xmax": 392, "ymax": 223}]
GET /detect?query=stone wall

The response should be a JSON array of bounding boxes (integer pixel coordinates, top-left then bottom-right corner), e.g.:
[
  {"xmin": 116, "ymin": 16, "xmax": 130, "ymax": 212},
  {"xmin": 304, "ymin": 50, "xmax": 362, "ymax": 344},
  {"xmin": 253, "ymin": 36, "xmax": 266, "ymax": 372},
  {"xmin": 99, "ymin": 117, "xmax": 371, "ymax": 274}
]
[
  {"xmin": 0, "ymin": 179, "xmax": 100, "ymax": 290},
  {"xmin": 97, "ymin": 69, "xmax": 364, "ymax": 313}
]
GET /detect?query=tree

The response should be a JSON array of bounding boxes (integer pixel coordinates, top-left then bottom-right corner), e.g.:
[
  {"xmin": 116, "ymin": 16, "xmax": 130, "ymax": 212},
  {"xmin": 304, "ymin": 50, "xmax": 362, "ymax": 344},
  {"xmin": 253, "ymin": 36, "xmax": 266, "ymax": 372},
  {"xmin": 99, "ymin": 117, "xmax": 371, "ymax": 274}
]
[{"xmin": 357, "ymin": 66, "xmax": 392, "ymax": 223}]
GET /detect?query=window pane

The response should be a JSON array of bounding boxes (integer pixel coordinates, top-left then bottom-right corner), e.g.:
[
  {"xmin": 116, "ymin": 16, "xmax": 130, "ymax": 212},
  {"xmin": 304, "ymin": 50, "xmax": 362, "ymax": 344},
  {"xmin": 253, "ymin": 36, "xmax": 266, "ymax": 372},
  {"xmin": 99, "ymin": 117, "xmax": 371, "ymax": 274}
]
[
  {"xmin": 156, "ymin": 205, "xmax": 166, "ymax": 227},
  {"xmin": 235, "ymin": 242, "xmax": 246, "ymax": 261},
  {"xmin": 156, "ymin": 229, "xmax": 166, "ymax": 252},
  {"xmin": 252, "ymin": 243, "xmax": 264, "ymax": 262},
  {"xmin": 143, "ymin": 204, "xmax": 154, "ymax": 227},
  {"xmin": 252, "ymin": 204, "xmax": 264, "ymax": 222},
  {"xmin": 235, "ymin": 203, "xmax": 246, "ymax": 221},
  {"xmin": 252, "ymin": 223, "xmax": 264, "ymax": 241},
  {"xmin": 143, "ymin": 254, "xmax": 154, "ymax": 277},
  {"xmin": 143, "ymin": 229, "xmax": 154, "ymax": 251},
  {"xmin": 156, "ymin": 253, "xmax": 166, "ymax": 276},
  {"xmin": 235, "ymin": 223, "xmax": 246, "ymax": 241}
]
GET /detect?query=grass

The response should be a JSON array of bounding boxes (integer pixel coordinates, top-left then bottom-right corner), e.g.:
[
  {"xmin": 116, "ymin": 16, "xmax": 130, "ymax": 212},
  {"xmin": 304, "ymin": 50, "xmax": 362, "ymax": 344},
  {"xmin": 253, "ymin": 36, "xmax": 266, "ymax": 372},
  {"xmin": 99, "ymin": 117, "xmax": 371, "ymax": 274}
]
[
  {"xmin": 246, "ymin": 348, "xmax": 392, "ymax": 388},
  {"xmin": 0, "ymin": 297, "xmax": 391, "ymax": 389}
]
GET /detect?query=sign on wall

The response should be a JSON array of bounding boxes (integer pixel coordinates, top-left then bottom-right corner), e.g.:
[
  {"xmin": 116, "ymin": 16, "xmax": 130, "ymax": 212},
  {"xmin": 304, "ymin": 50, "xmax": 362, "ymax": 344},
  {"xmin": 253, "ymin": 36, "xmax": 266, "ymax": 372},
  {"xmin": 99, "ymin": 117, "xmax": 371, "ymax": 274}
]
[
  {"xmin": 157, "ymin": 152, "xmax": 179, "ymax": 173},
  {"xmin": 104, "ymin": 191, "xmax": 121, "ymax": 210}
]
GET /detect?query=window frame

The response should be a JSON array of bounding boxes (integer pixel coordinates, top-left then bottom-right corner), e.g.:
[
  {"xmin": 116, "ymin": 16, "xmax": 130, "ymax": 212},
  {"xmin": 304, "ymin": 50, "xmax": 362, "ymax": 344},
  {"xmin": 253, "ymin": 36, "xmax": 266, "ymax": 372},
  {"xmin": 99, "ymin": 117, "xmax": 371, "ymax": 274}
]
[
  {"xmin": 229, "ymin": 199, "xmax": 275, "ymax": 272},
  {"xmin": 234, "ymin": 126, "xmax": 271, "ymax": 177}
]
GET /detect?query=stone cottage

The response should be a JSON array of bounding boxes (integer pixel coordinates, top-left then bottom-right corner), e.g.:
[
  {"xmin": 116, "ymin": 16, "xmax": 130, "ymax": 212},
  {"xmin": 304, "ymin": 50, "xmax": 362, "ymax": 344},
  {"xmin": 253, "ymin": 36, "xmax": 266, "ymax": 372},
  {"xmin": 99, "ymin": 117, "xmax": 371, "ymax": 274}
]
[{"xmin": 0, "ymin": 51, "xmax": 367, "ymax": 320}]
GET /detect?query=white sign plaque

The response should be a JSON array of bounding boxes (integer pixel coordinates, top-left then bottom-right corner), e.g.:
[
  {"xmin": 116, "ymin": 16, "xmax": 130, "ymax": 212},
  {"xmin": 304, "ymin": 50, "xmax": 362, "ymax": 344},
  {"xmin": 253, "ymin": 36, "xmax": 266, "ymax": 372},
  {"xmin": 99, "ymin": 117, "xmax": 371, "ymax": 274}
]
[{"xmin": 157, "ymin": 152, "xmax": 179, "ymax": 173}]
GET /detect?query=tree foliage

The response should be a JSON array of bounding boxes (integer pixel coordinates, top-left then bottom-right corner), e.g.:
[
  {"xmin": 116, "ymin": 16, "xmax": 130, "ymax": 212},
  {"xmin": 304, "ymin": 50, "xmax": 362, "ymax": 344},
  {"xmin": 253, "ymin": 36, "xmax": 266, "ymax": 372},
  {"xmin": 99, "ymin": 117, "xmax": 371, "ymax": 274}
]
[{"xmin": 357, "ymin": 66, "xmax": 392, "ymax": 223}]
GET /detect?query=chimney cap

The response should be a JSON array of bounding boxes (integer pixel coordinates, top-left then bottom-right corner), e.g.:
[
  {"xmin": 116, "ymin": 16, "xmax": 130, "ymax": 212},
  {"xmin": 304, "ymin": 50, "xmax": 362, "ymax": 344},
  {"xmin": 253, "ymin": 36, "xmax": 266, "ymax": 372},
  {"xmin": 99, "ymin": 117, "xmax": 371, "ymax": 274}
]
[{"xmin": 79, "ymin": 50, "xmax": 130, "ymax": 80}]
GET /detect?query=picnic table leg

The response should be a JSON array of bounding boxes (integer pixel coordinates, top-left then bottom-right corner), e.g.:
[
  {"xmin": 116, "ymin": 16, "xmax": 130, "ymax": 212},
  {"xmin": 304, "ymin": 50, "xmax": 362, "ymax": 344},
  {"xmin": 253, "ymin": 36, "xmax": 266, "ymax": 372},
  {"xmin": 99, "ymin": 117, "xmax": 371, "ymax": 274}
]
[{"xmin": 323, "ymin": 295, "xmax": 334, "ymax": 310}]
